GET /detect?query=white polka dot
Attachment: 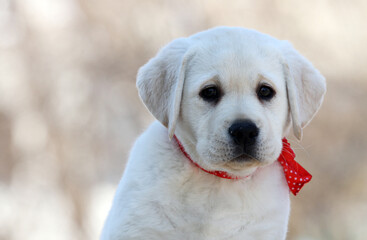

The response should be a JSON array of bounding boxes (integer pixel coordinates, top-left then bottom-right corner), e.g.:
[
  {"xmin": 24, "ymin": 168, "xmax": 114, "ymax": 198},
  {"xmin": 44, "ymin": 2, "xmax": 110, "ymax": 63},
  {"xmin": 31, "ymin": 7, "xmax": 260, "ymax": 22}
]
[
  {"xmin": 293, "ymin": 183, "xmax": 296, "ymax": 185},
  {"xmin": 281, "ymin": 161, "xmax": 284, "ymax": 164},
  {"xmin": 300, "ymin": 178, "xmax": 303, "ymax": 181},
  {"xmin": 292, "ymin": 187, "xmax": 294, "ymax": 190},
  {"xmin": 299, "ymin": 183, "xmax": 302, "ymax": 186},
  {"xmin": 294, "ymin": 177, "xmax": 297, "ymax": 180},
  {"xmin": 290, "ymin": 170, "xmax": 293, "ymax": 173},
  {"xmin": 285, "ymin": 169, "xmax": 288, "ymax": 172},
  {"xmin": 289, "ymin": 176, "xmax": 292, "ymax": 178},
  {"xmin": 288, "ymin": 181, "xmax": 290, "ymax": 183},
  {"xmin": 297, "ymin": 188, "xmax": 300, "ymax": 190},
  {"xmin": 295, "ymin": 172, "xmax": 297, "ymax": 175}
]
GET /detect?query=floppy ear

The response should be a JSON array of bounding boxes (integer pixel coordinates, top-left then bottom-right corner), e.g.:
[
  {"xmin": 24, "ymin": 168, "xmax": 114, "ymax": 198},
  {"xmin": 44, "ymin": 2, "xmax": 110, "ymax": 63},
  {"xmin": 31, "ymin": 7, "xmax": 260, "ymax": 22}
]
[
  {"xmin": 136, "ymin": 38, "xmax": 192, "ymax": 139},
  {"xmin": 282, "ymin": 42, "xmax": 326, "ymax": 140}
]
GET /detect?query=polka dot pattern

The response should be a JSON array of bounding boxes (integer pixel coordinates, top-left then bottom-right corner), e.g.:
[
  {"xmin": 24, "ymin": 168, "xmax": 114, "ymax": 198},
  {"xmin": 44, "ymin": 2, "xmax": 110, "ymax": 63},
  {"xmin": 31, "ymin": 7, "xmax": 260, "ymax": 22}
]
[{"xmin": 278, "ymin": 138, "xmax": 312, "ymax": 196}]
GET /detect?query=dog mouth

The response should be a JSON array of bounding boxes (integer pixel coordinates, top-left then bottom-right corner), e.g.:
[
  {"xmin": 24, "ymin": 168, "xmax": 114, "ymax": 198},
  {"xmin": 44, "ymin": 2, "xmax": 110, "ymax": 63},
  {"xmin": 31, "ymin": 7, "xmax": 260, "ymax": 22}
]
[
  {"xmin": 230, "ymin": 152, "xmax": 258, "ymax": 162},
  {"xmin": 220, "ymin": 153, "xmax": 261, "ymax": 170}
]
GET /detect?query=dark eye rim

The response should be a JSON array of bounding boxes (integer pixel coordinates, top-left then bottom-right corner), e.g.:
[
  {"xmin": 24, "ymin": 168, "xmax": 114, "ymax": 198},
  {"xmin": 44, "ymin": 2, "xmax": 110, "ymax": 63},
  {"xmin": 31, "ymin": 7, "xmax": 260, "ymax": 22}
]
[
  {"xmin": 257, "ymin": 84, "xmax": 276, "ymax": 101},
  {"xmin": 199, "ymin": 85, "xmax": 222, "ymax": 103}
]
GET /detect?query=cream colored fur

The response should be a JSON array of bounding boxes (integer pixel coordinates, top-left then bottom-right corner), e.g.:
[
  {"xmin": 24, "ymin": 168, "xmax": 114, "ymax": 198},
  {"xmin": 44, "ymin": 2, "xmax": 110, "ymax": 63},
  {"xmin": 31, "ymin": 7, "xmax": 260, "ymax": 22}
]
[{"xmin": 101, "ymin": 27, "xmax": 326, "ymax": 240}]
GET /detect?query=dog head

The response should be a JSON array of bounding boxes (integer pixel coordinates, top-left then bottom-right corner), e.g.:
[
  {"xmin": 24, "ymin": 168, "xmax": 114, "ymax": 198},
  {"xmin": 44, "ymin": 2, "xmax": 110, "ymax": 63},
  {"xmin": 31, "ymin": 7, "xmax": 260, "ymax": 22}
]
[{"xmin": 137, "ymin": 27, "xmax": 326, "ymax": 177}]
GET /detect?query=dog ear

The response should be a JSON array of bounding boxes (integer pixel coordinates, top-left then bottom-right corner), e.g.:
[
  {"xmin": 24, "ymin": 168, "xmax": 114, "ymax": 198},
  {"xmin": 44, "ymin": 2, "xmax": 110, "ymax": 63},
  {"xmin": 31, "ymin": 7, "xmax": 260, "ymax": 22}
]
[
  {"xmin": 137, "ymin": 38, "xmax": 192, "ymax": 139},
  {"xmin": 282, "ymin": 41, "xmax": 326, "ymax": 140}
]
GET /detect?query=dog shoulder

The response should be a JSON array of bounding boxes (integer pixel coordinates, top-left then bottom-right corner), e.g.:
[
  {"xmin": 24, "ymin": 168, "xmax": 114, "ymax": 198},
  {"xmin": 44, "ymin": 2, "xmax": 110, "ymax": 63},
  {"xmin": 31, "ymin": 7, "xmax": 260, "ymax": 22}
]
[{"xmin": 101, "ymin": 121, "xmax": 187, "ymax": 239}]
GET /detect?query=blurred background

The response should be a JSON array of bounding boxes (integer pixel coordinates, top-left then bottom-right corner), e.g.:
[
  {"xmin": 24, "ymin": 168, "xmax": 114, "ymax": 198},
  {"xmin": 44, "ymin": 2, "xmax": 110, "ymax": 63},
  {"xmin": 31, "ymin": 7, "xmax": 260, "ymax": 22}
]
[{"xmin": 0, "ymin": 0, "xmax": 366, "ymax": 239}]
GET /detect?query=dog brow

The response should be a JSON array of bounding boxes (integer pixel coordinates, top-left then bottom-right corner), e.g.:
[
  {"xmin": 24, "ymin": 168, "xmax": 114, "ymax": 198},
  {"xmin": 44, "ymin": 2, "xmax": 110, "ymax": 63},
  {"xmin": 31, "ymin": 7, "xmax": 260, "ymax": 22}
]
[{"xmin": 257, "ymin": 73, "xmax": 277, "ymax": 90}]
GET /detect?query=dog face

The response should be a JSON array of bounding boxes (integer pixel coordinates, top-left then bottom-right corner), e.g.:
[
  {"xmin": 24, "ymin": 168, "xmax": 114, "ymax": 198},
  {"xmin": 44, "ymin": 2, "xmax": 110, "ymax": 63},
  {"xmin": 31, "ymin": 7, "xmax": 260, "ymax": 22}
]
[
  {"xmin": 137, "ymin": 27, "xmax": 326, "ymax": 177},
  {"xmin": 178, "ymin": 41, "xmax": 289, "ymax": 176}
]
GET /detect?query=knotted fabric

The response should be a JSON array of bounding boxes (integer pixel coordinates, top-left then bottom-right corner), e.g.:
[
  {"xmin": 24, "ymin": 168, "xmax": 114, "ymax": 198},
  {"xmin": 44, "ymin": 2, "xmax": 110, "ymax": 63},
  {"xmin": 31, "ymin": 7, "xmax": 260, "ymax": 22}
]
[{"xmin": 278, "ymin": 138, "xmax": 312, "ymax": 195}]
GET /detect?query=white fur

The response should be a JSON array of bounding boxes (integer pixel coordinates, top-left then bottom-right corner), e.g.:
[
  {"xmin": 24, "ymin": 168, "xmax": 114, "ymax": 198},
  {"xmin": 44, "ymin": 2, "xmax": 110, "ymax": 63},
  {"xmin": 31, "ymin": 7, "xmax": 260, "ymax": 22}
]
[{"xmin": 101, "ymin": 27, "xmax": 326, "ymax": 240}]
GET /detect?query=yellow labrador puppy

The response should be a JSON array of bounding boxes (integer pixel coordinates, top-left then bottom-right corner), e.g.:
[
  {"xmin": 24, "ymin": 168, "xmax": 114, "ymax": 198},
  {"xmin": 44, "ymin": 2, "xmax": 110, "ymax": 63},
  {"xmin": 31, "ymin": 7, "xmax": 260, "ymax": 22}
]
[{"xmin": 101, "ymin": 27, "xmax": 326, "ymax": 240}]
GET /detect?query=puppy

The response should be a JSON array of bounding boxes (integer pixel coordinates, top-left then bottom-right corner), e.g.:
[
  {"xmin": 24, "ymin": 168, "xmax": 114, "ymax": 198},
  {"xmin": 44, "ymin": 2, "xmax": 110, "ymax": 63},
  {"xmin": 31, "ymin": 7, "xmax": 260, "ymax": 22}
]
[{"xmin": 101, "ymin": 27, "xmax": 326, "ymax": 240}]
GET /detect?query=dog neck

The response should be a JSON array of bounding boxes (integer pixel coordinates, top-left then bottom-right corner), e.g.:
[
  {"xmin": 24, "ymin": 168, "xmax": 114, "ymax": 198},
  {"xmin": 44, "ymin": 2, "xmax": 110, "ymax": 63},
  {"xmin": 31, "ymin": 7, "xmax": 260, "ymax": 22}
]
[{"xmin": 173, "ymin": 135, "xmax": 312, "ymax": 196}]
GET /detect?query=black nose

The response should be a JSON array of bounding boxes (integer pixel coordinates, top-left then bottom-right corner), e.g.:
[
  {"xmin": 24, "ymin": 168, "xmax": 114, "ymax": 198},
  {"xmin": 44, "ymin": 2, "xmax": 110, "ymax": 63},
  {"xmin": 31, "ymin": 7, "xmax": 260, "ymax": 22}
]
[{"xmin": 228, "ymin": 120, "xmax": 259, "ymax": 148}]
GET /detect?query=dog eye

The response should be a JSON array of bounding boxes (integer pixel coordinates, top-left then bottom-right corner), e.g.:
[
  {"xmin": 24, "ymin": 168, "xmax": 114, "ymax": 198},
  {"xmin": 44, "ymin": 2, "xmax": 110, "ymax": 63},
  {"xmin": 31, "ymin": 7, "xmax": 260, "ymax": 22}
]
[
  {"xmin": 257, "ymin": 85, "xmax": 275, "ymax": 101},
  {"xmin": 199, "ymin": 86, "xmax": 221, "ymax": 102}
]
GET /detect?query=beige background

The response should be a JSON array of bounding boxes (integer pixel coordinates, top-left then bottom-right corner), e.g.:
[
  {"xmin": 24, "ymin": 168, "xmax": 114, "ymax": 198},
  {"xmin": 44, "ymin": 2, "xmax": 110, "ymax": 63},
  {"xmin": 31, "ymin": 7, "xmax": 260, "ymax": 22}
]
[{"xmin": 0, "ymin": 0, "xmax": 366, "ymax": 239}]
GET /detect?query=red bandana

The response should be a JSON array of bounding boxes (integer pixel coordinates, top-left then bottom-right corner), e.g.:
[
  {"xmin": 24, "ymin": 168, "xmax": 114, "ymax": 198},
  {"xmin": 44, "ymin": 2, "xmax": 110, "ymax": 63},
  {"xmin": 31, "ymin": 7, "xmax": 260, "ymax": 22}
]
[{"xmin": 174, "ymin": 136, "xmax": 312, "ymax": 196}]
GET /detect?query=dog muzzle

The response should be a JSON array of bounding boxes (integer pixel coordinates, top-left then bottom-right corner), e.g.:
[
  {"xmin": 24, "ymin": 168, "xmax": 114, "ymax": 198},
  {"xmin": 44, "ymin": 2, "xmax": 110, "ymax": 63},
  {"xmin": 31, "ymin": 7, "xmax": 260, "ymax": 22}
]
[{"xmin": 174, "ymin": 136, "xmax": 312, "ymax": 196}]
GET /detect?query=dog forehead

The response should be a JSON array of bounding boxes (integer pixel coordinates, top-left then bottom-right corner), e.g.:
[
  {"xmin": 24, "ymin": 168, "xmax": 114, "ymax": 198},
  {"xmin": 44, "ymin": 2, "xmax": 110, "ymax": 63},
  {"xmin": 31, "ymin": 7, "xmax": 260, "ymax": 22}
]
[{"xmin": 186, "ymin": 29, "xmax": 284, "ymax": 91}]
